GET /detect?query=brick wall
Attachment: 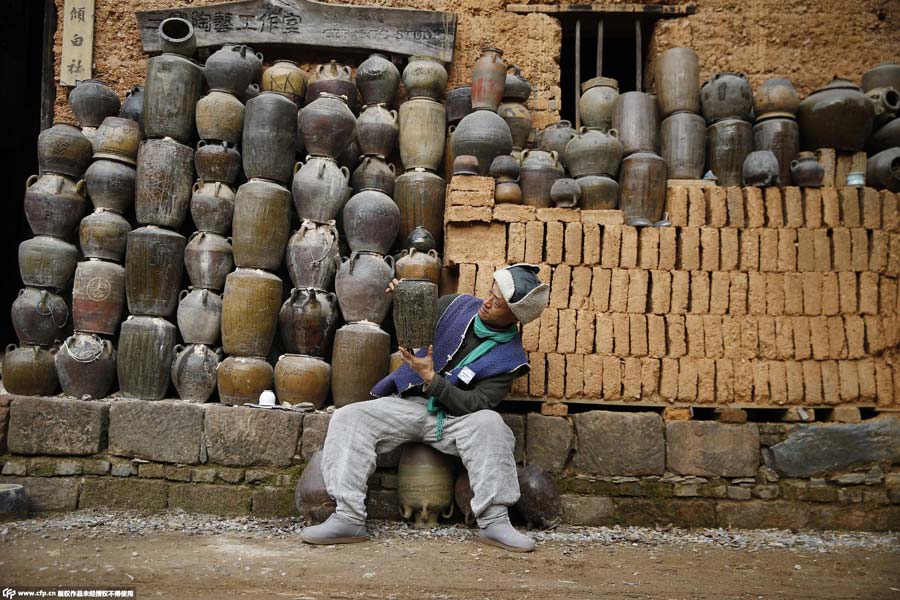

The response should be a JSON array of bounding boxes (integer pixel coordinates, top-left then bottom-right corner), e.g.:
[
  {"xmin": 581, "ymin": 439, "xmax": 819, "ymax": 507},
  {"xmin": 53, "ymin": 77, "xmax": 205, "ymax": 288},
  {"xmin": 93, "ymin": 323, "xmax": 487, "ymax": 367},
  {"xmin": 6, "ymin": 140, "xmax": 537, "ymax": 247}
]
[{"xmin": 444, "ymin": 177, "xmax": 900, "ymax": 409}]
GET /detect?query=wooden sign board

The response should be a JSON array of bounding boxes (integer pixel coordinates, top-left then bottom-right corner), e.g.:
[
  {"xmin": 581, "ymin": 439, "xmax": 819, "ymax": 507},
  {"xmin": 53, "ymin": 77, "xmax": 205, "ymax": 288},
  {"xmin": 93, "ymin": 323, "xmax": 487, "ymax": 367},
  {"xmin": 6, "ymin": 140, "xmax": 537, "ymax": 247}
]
[
  {"xmin": 60, "ymin": 0, "xmax": 95, "ymax": 86},
  {"xmin": 136, "ymin": 0, "xmax": 457, "ymax": 63}
]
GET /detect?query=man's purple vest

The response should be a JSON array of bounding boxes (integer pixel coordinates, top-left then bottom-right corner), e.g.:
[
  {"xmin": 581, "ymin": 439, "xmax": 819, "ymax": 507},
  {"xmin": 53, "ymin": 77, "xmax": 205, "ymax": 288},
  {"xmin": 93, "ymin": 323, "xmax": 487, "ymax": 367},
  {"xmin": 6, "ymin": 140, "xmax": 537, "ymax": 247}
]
[{"xmin": 370, "ymin": 294, "xmax": 530, "ymax": 398}]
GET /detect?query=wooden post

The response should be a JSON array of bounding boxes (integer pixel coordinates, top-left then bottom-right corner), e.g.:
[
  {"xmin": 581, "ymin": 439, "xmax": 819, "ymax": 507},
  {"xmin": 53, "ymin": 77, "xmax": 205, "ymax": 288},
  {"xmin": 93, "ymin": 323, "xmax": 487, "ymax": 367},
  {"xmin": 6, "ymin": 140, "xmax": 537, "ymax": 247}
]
[
  {"xmin": 575, "ymin": 18, "xmax": 581, "ymax": 128},
  {"xmin": 40, "ymin": 0, "xmax": 57, "ymax": 131},
  {"xmin": 634, "ymin": 19, "xmax": 642, "ymax": 92},
  {"xmin": 596, "ymin": 19, "xmax": 604, "ymax": 77}
]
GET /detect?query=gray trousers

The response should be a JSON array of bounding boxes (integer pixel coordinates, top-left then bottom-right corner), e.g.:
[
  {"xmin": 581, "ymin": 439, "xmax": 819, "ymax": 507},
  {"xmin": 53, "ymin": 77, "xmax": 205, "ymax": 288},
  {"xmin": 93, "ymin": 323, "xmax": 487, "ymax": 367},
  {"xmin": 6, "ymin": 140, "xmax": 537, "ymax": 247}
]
[{"xmin": 321, "ymin": 396, "xmax": 520, "ymax": 527}]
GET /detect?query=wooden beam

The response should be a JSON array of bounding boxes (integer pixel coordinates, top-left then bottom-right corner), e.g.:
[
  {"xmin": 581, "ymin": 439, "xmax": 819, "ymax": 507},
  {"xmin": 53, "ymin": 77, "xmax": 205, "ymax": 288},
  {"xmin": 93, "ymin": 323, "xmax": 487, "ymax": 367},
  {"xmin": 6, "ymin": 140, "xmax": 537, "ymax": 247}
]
[
  {"xmin": 136, "ymin": 0, "xmax": 458, "ymax": 63},
  {"xmin": 506, "ymin": 3, "xmax": 696, "ymax": 15}
]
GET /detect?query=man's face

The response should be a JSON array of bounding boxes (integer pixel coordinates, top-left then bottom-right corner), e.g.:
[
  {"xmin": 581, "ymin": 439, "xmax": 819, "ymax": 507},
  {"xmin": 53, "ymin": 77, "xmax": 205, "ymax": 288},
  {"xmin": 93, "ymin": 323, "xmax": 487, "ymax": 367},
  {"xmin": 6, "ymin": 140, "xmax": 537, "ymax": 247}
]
[{"xmin": 478, "ymin": 281, "xmax": 518, "ymax": 328}]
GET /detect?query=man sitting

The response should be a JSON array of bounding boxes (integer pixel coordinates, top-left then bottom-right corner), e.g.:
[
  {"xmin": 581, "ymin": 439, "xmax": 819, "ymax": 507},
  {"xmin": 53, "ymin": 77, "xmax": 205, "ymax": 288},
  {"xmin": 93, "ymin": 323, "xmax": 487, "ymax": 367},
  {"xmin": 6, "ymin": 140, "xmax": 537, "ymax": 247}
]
[{"xmin": 300, "ymin": 263, "xmax": 549, "ymax": 552}]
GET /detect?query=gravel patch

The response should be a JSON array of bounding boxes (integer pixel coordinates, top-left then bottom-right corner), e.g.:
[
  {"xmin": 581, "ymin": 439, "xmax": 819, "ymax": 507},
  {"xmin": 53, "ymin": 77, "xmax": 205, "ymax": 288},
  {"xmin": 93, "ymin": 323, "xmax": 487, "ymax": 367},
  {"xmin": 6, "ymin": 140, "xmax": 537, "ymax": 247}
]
[{"xmin": 3, "ymin": 509, "xmax": 898, "ymax": 554}]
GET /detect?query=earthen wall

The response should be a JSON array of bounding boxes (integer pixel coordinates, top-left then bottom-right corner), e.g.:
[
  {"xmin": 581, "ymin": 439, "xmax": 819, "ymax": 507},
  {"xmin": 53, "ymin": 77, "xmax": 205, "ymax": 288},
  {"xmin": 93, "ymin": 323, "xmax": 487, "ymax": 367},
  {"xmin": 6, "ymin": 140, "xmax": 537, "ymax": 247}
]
[{"xmin": 51, "ymin": 0, "xmax": 899, "ymax": 126}]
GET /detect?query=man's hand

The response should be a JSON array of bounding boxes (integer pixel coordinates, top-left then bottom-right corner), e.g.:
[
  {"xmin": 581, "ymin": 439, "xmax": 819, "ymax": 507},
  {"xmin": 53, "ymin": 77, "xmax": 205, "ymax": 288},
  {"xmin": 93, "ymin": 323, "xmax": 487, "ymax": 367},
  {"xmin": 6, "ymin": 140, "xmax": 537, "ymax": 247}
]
[
  {"xmin": 399, "ymin": 344, "xmax": 435, "ymax": 384},
  {"xmin": 385, "ymin": 278, "xmax": 402, "ymax": 294}
]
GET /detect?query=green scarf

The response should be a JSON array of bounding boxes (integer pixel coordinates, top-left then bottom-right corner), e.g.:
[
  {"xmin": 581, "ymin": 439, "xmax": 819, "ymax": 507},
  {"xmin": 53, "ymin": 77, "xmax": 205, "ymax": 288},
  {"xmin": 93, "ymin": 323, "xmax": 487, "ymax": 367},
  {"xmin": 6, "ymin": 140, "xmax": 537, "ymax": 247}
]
[{"xmin": 427, "ymin": 315, "xmax": 518, "ymax": 440}]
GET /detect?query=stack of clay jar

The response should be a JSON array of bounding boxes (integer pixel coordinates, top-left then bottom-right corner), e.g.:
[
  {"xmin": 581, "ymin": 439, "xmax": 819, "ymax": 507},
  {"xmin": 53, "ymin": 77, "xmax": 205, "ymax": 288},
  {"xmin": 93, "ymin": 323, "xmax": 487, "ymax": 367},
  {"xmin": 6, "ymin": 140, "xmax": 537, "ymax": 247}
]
[
  {"xmin": 119, "ymin": 18, "xmax": 201, "ymax": 400},
  {"xmin": 654, "ymin": 48, "xmax": 705, "ymax": 184},
  {"xmin": 396, "ymin": 55, "xmax": 448, "ymax": 253},
  {"xmin": 170, "ymin": 39, "xmax": 267, "ymax": 403},
  {"xmin": 607, "ymin": 58, "xmax": 667, "ymax": 226},
  {"xmin": 544, "ymin": 68, "xmax": 621, "ymax": 211},
  {"xmin": 299, "ymin": 54, "xmax": 407, "ymax": 410},
  {"xmin": 9, "ymin": 119, "xmax": 92, "ymax": 395},
  {"xmin": 63, "ymin": 83, "xmax": 143, "ymax": 400},
  {"xmin": 700, "ymin": 71, "xmax": 753, "ymax": 188},
  {"xmin": 218, "ymin": 52, "xmax": 304, "ymax": 407},
  {"xmin": 747, "ymin": 78, "xmax": 801, "ymax": 187},
  {"xmin": 863, "ymin": 64, "xmax": 900, "ymax": 192}
]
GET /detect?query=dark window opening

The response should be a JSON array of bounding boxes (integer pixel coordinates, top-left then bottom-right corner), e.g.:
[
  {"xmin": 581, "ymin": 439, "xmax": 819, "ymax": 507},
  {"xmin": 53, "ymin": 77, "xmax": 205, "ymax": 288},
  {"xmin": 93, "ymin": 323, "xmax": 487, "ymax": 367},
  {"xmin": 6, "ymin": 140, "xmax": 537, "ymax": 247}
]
[{"xmin": 556, "ymin": 13, "xmax": 656, "ymax": 127}]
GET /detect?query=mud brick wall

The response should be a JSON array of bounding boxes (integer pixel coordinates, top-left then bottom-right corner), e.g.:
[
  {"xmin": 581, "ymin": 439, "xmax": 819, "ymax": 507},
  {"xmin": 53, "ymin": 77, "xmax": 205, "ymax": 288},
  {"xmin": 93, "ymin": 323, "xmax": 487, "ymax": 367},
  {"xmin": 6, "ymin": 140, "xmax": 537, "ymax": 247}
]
[
  {"xmin": 444, "ymin": 177, "xmax": 900, "ymax": 408},
  {"xmin": 2, "ymin": 395, "xmax": 898, "ymax": 530}
]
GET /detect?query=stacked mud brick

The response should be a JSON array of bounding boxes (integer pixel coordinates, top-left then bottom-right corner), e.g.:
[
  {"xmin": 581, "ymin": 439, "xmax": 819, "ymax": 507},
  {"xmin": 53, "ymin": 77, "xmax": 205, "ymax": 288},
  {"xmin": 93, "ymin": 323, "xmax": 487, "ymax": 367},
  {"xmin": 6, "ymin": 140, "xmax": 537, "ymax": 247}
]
[{"xmin": 444, "ymin": 176, "xmax": 900, "ymax": 409}]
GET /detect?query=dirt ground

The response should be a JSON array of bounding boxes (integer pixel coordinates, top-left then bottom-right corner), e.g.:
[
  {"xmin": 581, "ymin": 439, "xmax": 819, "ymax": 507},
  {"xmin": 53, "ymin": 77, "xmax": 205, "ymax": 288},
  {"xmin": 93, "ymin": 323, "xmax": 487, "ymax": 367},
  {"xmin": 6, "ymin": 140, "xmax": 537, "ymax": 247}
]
[{"xmin": 1, "ymin": 511, "xmax": 899, "ymax": 600}]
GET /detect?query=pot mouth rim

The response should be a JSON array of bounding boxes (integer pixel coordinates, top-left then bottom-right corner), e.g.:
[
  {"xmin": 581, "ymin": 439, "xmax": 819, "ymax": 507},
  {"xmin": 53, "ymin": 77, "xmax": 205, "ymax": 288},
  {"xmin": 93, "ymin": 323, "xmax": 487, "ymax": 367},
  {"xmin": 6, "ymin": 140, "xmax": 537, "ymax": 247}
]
[
  {"xmin": 408, "ymin": 54, "xmax": 443, "ymax": 64},
  {"xmin": 754, "ymin": 111, "xmax": 797, "ymax": 122},
  {"xmin": 481, "ymin": 47, "xmax": 504, "ymax": 55},
  {"xmin": 271, "ymin": 59, "xmax": 300, "ymax": 66},
  {"xmin": 92, "ymin": 151, "xmax": 137, "ymax": 166},
  {"xmin": 279, "ymin": 353, "xmax": 329, "ymax": 361},
  {"xmin": 581, "ymin": 76, "xmax": 618, "ymax": 92}
]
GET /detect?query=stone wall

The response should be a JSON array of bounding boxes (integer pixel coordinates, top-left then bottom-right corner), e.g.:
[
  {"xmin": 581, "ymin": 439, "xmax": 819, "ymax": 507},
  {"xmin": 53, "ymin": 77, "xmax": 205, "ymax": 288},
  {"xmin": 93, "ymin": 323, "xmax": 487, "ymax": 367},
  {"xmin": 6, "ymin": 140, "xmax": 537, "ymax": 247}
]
[
  {"xmin": 444, "ymin": 177, "xmax": 900, "ymax": 408},
  {"xmin": 1, "ymin": 395, "xmax": 898, "ymax": 530}
]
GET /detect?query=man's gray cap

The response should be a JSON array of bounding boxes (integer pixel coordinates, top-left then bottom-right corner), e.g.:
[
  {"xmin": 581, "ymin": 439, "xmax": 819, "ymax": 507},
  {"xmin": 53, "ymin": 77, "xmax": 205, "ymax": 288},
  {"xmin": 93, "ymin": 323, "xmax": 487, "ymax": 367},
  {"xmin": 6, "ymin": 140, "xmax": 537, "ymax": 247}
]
[{"xmin": 492, "ymin": 263, "xmax": 550, "ymax": 325}]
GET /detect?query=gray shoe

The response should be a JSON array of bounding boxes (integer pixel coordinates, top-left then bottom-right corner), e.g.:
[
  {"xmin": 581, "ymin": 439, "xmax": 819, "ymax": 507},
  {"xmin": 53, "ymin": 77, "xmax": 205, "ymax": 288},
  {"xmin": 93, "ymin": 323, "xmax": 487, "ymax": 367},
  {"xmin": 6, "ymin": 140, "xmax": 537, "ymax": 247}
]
[
  {"xmin": 478, "ymin": 521, "xmax": 536, "ymax": 552},
  {"xmin": 300, "ymin": 513, "xmax": 368, "ymax": 545}
]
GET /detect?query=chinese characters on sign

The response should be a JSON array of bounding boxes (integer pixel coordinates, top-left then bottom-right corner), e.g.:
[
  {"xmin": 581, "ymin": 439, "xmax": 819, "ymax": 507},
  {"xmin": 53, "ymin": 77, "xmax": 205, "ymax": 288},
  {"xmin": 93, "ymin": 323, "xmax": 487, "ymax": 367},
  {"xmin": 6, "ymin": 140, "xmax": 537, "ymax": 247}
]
[
  {"xmin": 135, "ymin": 0, "xmax": 457, "ymax": 63},
  {"xmin": 60, "ymin": 0, "xmax": 95, "ymax": 86},
  {"xmin": 141, "ymin": 10, "xmax": 304, "ymax": 36}
]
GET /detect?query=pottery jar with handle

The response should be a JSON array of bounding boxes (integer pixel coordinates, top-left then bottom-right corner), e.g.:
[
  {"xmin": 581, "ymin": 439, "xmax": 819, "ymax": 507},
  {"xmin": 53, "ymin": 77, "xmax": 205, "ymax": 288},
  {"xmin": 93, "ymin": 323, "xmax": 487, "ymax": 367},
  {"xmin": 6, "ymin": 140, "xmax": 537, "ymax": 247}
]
[
  {"xmin": 797, "ymin": 77, "xmax": 874, "ymax": 152},
  {"xmin": 184, "ymin": 231, "xmax": 234, "ymax": 291},
  {"xmin": 262, "ymin": 60, "xmax": 307, "ymax": 104},
  {"xmin": 577, "ymin": 175, "xmax": 619, "ymax": 210},
  {"xmin": 292, "ymin": 157, "xmax": 350, "ymax": 224},
  {"xmin": 335, "ymin": 252, "xmax": 395, "ymax": 324},
  {"xmin": 538, "ymin": 120, "xmax": 576, "ymax": 157},
  {"xmin": 204, "ymin": 43, "xmax": 260, "ymax": 97},
  {"xmin": 357, "ymin": 104, "xmax": 399, "ymax": 158},
  {"xmin": 278, "ymin": 287, "xmax": 341, "ymax": 358},
  {"xmin": 190, "ymin": 180, "xmax": 236, "ymax": 235},
  {"xmin": 398, "ymin": 443, "xmax": 455, "ymax": 527},
  {"xmin": 306, "ymin": 61, "xmax": 358, "ymax": 112},
  {"xmin": 171, "ymin": 343, "xmax": 221, "ymax": 402},
  {"xmin": 351, "ymin": 155, "xmax": 395, "ymax": 196},
  {"xmin": 24, "ymin": 173, "xmax": 87, "ymax": 239},
  {"xmin": 562, "ymin": 127, "xmax": 623, "ymax": 178},
  {"xmin": 285, "ymin": 220, "xmax": 341, "ymax": 291},
  {"xmin": 519, "ymin": 150, "xmax": 564, "ymax": 208},
  {"xmin": 700, "ymin": 72, "xmax": 753, "ymax": 124},
  {"xmin": 3, "ymin": 344, "xmax": 59, "ymax": 396},
  {"xmin": 120, "ymin": 85, "xmax": 144, "ymax": 125},
  {"xmin": 395, "ymin": 248, "xmax": 441, "ymax": 285},
  {"xmin": 194, "ymin": 141, "xmax": 241, "ymax": 186},
  {"xmin": 470, "ymin": 48, "xmax": 506, "ymax": 111},
  {"xmin": 789, "ymin": 152, "xmax": 825, "ymax": 188},
  {"xmin": 56, "ymin": 333, "xmax": 116, "ymax": 400},
  {"xmin": 11, "ymin": 287, "xmax": 68, "ymax": 347},
  {"xmin": 177, "ymin": 287, "xmax": 223, "ymax": 346}
]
